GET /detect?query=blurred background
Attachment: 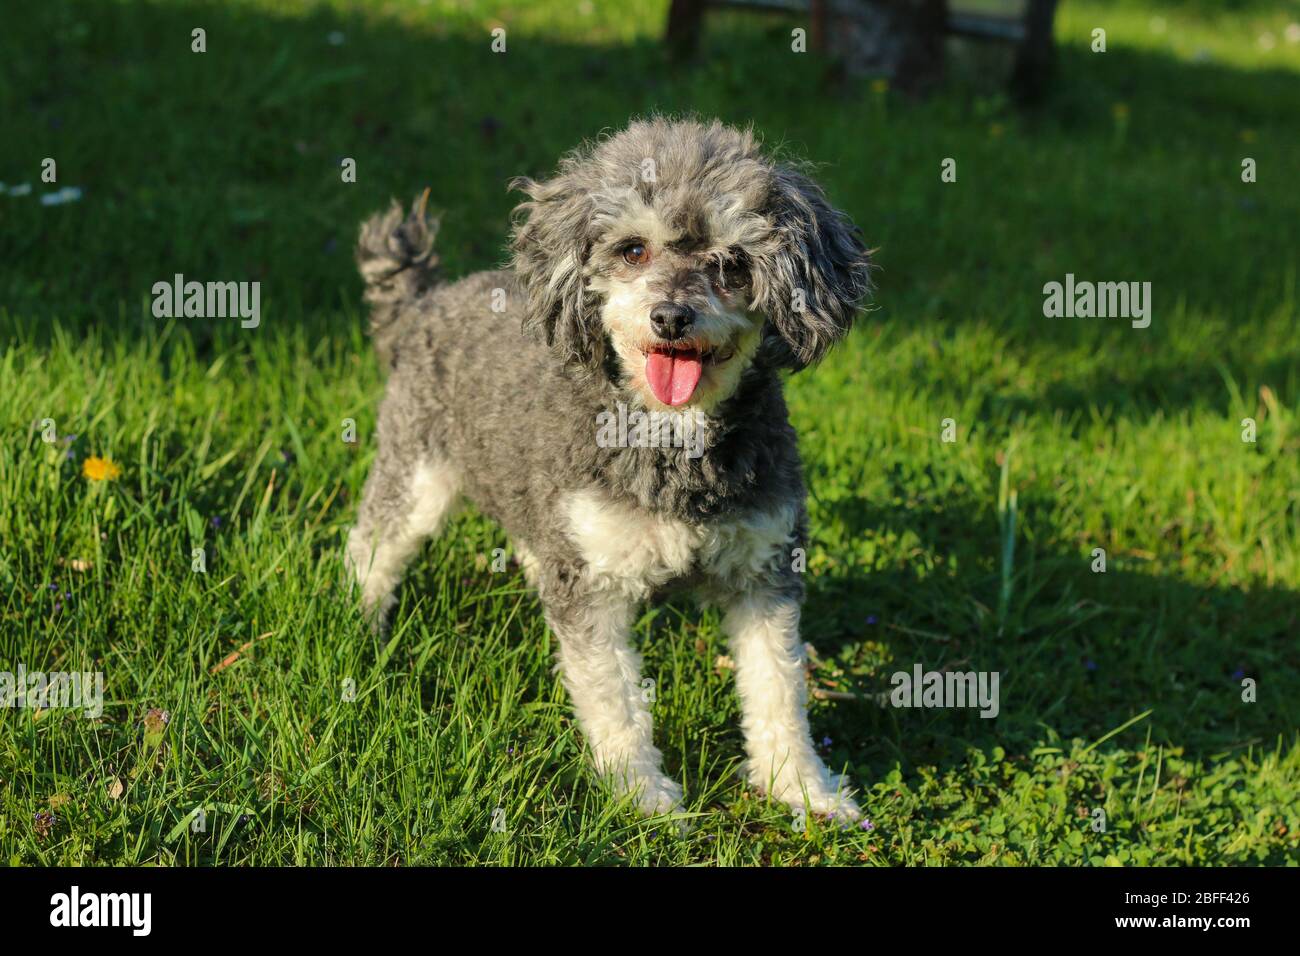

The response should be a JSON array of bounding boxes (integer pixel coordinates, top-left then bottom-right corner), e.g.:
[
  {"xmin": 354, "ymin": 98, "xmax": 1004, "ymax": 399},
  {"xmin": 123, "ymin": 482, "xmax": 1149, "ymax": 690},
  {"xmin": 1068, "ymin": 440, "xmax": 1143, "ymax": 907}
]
[{"xmin": 2, "ymin": 0, "xmax": 1296, "ymax": 353}]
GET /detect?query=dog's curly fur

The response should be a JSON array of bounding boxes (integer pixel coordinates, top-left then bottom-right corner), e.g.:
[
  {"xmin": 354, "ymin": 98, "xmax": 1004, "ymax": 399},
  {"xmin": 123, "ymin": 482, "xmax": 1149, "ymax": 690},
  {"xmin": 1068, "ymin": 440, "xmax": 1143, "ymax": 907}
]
[{"xmin": 347, "ymin": 117, "xmax": 873, "ymax": 819}]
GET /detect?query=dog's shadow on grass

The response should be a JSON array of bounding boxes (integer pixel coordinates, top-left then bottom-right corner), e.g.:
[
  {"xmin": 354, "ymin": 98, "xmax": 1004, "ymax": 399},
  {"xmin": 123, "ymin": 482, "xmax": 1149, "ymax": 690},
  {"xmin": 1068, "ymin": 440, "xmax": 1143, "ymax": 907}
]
[{"xmin": 800, "ymin": 487, "xmax": 1298, "ymax": 789}]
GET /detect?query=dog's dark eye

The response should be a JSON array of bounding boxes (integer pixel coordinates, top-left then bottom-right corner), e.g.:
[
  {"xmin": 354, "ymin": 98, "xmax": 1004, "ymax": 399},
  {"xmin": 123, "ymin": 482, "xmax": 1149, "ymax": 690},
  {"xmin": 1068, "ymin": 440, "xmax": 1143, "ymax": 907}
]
[
  {"xmin": 622, "ymin": 243, "xmax": 650, "ymax": 266},
  {"xmin": 716, "ymin": 257, "xmax": 749, "ymax": 290}
]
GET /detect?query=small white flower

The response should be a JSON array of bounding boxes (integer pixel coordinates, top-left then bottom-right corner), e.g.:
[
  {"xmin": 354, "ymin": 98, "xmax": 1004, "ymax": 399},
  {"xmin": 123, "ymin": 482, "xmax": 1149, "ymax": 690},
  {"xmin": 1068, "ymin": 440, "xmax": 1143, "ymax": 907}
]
[
  {"xmin": 1258, "ymin": 32, "xmax": 1275, "ymax": 50},
  {"xmin": 41, "ymin": 187, "xmax": 83, "ymax": 206},
  {"xmin": 328, "ymin": 30, "xmax": 345, "ymax": 45},
  {"xmin": 1286, "ymin": 23, "xmax": 1300, "ymax": 44}
]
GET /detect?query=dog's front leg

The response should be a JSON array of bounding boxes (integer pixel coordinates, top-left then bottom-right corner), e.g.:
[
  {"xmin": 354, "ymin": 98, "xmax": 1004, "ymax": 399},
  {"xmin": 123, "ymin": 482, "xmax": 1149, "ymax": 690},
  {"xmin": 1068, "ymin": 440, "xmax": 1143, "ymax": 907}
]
[
  {"xmin": 724, "ymin": 589, "xmax": 861, "ymax": 820},
  {"xmin": 542, "ymin": 580, "xmax": 684, "ymax": 818}
]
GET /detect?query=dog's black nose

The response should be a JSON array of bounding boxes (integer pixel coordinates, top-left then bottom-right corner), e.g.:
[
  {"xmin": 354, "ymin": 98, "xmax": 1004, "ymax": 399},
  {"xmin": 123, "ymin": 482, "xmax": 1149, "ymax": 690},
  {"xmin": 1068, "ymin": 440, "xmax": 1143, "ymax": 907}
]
[{"xmin": 650, "ymin": 302, "xmax": 695, "ymax": 340}]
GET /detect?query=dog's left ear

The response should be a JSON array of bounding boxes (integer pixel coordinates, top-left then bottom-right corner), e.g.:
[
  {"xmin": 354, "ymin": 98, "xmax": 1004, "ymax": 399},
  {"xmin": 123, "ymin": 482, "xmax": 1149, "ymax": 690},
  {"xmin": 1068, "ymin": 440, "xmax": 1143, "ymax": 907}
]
[
  {"xmin": 750, "ymin": 164, "xmax": 873, "ymax": 371},
  {"xmin": 509, "ymin": 173, "xmax": 603, "ymax": 367}
]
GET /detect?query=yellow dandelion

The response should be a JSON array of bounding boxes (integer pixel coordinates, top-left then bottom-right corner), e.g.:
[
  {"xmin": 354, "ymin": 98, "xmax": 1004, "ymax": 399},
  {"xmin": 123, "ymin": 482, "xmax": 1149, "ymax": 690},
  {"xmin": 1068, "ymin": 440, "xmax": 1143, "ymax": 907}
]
[
  {"xmin": 82, "ymin": 456, "xmax": 121, "ymax": 482},
  {"xmin": 989, "ymin": 122, "xmax": 1005, "ymax": 138},
  {"xmin": 1112, "ymin": 102, "xmax": 1130, "ymax": 119},
  {"xmin": 870, "ymin": 78, "xmax": 889, "ymax": 94},
  {"xmin": 1241, "ymin": 129, "xmax": 1257, "ymax": 143}
]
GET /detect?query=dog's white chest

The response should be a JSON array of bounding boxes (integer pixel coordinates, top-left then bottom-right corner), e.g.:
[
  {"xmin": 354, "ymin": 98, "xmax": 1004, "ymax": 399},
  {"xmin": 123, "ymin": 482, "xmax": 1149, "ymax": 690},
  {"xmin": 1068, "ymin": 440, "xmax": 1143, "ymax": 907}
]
[{"xmin": 562, "ymin": 489, "xmax": 797, "ymax": 599}]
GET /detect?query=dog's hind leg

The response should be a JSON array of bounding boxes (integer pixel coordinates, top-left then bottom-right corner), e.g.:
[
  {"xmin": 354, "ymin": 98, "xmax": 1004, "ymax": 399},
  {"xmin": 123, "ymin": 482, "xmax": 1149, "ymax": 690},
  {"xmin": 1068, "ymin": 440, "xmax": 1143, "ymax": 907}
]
[
  {"xmin": 541, "ymin": 570, "xmax": 685, "ymax": 819},
  {"xmin": 346, "ymin": 448, "xmax": 461, "ymax": 625}
]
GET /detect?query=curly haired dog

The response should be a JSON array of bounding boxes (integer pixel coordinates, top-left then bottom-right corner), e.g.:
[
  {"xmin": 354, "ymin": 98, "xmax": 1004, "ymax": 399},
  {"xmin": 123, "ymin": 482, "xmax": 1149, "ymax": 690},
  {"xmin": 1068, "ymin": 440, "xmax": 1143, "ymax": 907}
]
[{"xmin": 347, "ymin": 117, "xmax": 872, "ymax": 820}]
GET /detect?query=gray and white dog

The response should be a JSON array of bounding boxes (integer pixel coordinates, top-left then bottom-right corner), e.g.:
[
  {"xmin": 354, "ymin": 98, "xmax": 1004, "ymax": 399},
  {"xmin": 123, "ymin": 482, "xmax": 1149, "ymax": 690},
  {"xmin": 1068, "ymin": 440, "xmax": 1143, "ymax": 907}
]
[{"xmin": 347, "ymin": 117, "xmax": 872, "ymax": 820}]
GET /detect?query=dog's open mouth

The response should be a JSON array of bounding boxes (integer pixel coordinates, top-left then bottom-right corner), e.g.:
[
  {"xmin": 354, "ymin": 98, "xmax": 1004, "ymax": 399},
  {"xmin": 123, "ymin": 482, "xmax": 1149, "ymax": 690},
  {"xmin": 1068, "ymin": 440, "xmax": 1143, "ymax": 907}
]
[{"xmin": 643, "ymin": 341, "xmax": 737, "ymax": 406}]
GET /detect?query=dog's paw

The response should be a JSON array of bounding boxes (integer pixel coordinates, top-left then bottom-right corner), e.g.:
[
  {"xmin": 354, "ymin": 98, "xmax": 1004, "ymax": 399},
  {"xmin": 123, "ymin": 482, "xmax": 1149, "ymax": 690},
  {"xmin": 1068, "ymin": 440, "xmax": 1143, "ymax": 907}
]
[
  {"xmin": 595, "ymin": 750, "xmax": 685, "ymax": 821},
  {"xmin": 628, "ymin": 773, "xmax": 686, "ymax": 818},
  {"xmin": 638, "ymin": 780, "xmax": 693, "ymax": 835},
  {"xmin": 751, "ymin": 756, "xmax": 862, "ymax": 821},
  {"xmin": 804, "ymin": 774, "xmax": 862, "ymax": 821}
]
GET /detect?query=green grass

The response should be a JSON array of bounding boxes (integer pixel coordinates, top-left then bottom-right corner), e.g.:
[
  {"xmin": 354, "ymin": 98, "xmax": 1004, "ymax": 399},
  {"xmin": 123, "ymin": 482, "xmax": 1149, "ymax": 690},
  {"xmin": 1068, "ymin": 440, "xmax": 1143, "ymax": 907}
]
[{"xmin": 1, "ymin": 0, "xmax": 1298, "ymax": 865}]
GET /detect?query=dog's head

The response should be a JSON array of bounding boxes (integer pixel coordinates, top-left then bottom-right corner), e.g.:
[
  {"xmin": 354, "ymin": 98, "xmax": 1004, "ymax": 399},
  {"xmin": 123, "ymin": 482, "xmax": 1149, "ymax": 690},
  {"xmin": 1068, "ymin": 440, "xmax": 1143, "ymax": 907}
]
[{"xmin": 510, "ymin": 118, "xmax": 872, "ymax": 411}]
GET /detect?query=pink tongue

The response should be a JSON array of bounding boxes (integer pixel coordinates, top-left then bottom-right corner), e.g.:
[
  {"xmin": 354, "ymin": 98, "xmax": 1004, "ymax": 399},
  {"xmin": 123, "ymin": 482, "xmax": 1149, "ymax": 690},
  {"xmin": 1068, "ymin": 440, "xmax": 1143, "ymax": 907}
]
[{"xmin": 645, "ymin": 349, "xmax": 704, "ymax": 406}]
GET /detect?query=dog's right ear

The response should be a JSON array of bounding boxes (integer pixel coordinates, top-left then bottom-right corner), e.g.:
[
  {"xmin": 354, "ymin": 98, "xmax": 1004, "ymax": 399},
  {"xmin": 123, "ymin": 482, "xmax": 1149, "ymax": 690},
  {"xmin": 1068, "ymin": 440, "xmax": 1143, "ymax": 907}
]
[{"xmin": 509, "ymin": 174, "xmax": 603, "ymax": 367}]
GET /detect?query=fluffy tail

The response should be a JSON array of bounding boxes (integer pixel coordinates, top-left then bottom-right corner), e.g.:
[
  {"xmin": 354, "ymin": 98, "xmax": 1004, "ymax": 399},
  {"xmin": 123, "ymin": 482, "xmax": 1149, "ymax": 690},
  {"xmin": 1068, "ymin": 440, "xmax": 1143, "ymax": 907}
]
[{"xmin": 356, "ymin": 191, "xmax": 441, "ymax": 365}]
